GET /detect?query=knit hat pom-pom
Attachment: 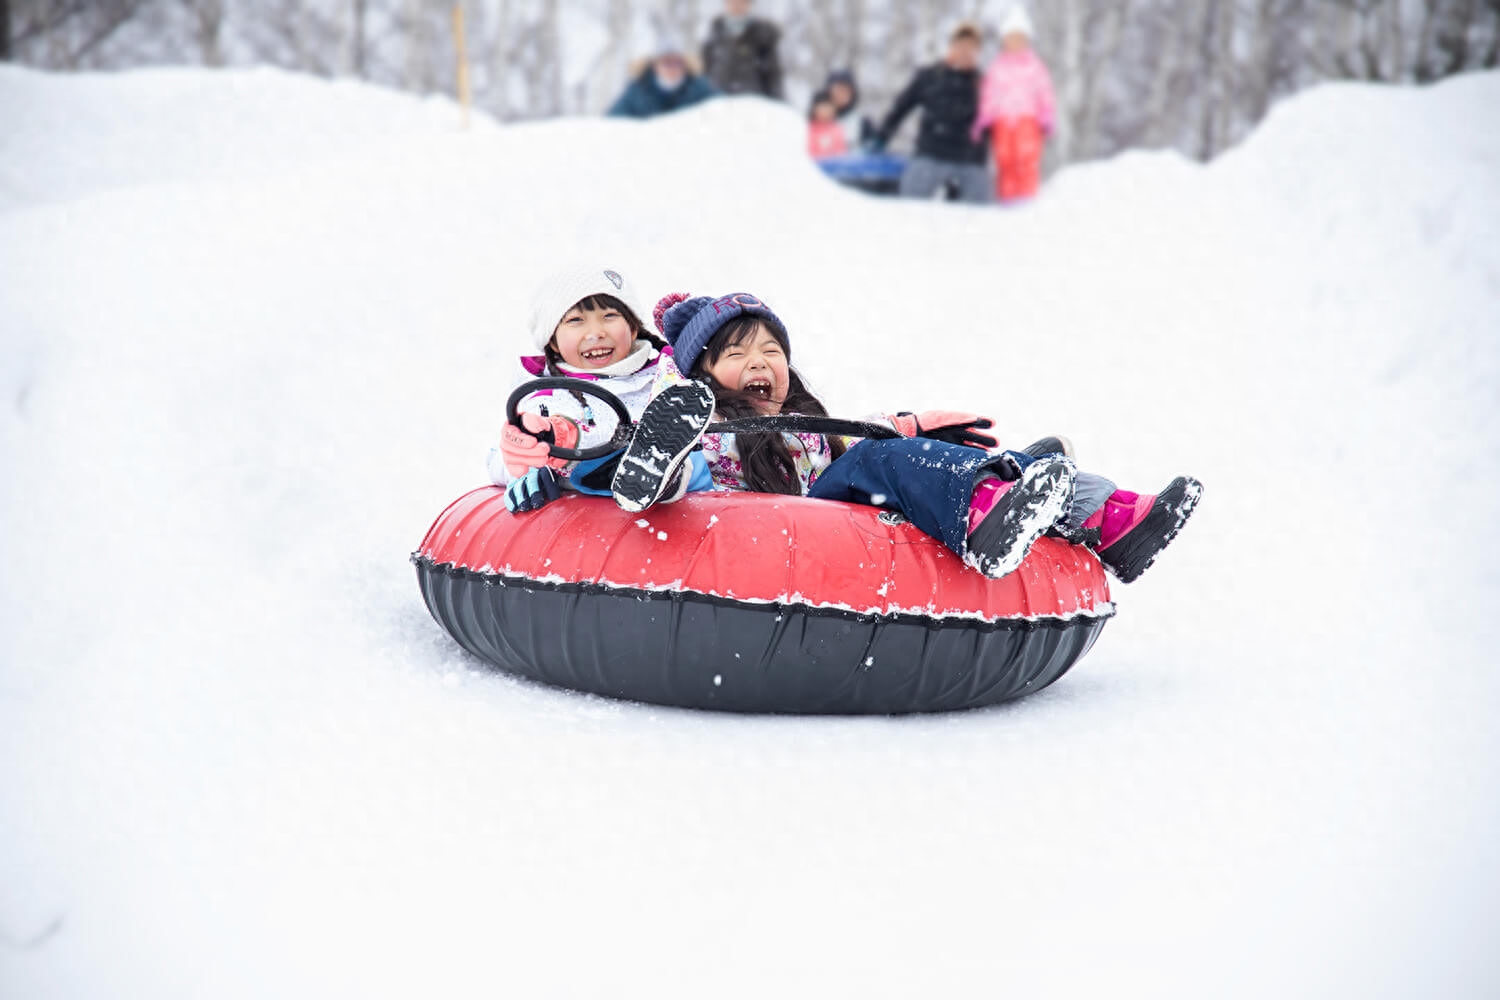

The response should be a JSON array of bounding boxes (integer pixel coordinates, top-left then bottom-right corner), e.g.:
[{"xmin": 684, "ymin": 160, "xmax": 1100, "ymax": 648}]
[
  {"xmin": 658, "ymin": 295, "xmax": 713, "ymax": 346},
  {"xmin": 653, "ymin": 292, "xmax": 693, "ymax": 334}
]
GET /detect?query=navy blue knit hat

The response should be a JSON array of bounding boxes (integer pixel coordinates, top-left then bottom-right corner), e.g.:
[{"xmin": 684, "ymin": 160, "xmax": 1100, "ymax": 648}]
[{"xmin": 654, "ymin": 292, "xmax": 790, "ymax": 375}]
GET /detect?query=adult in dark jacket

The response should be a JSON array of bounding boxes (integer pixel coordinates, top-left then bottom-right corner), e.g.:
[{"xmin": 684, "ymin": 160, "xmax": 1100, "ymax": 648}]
[
  {"xmin": 872, "ymin": 23, "xmax": 991, "ymax": 203},
  {"xmin": 701, "ymin": 0, "xmax": 784, "ymax": 99},
  {"xmin": 608, "ymin": 47, "xmax": 718, "ymax": 119}
]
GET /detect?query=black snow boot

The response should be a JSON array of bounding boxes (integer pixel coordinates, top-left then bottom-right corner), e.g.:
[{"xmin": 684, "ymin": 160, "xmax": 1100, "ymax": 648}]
[
  {"xmin": 964, "ymin": 457, "xmax": 1076, "ymax": 579},
  {"xmin": 611, "ymin": 381, "xmax": 716, "ymax": 513},
  {"xmin": 1019, "ymin": 435, "xmax": 1075, "ymax": 460},
  {"xmin": 1095, "ymin": 477, "xmax": 1204, "ymax": 583}
]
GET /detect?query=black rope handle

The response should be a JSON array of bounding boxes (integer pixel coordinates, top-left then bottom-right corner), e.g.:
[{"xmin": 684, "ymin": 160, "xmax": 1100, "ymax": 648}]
[
  {"xmin": 507, "ymin": 378, "xmax": 901, "ymax": 461},
  {"xmin": 705, "ymin": 415, "xmax": 900, "ymax": 440}
]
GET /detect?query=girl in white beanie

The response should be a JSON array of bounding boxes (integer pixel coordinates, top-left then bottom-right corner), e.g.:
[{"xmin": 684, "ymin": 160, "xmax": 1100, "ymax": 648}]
[{"xmin": 489, "ymin": 265, "xmax": 715, "ymax": 512}]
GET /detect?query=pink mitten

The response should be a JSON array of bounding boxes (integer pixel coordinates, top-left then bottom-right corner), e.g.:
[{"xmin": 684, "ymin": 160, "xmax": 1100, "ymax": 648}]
[
  {"xmin": 501, "ymin": 412, "xmax": 580, "ymax": 476},
  {"xmin": 888, "ymin": 411, "xmax": 999, "ymax": 450}
]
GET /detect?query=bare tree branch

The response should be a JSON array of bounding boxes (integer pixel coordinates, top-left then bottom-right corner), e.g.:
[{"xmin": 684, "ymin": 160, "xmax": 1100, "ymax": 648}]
[
  {"xmin": 69, "ymin": 0, "xmax": 152, "ymax": 65},
  {"xmin": 10, "ymin": 0, "xmax": 92, "ymax": 49}
]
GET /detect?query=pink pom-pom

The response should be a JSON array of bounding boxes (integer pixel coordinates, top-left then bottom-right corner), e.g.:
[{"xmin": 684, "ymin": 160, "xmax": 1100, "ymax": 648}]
[{"xmin": 653, "ymin": 292, "xmax": 692, "ymax": 333}]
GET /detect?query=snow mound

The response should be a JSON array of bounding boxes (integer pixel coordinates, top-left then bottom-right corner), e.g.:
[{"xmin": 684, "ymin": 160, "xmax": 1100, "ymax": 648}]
[
  {"xmin": 0, "ymin": 64, "xmax": 485, "ymax": 211},
  {"xmin": 2, "ymin": 66, "xmax": 1498, "ymax": 999}
]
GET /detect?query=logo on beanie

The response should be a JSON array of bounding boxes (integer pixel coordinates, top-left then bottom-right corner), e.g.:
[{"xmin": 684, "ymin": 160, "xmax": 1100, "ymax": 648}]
[
  {"xmin": 603, "ymin": 270, "xmax": 623, "ymax": 289},
  {"xmin": 710, "ymin": 293, "xmax": 763, "ymax": 314}
]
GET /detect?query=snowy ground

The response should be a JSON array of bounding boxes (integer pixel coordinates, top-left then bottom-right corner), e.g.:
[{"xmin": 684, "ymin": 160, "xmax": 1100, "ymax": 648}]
[{"xmin": 2, "ymin": 65, "xmax": 1498, "ymax": 998}]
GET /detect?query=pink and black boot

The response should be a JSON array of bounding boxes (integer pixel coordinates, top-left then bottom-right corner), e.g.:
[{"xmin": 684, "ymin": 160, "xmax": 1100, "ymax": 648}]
[
  {"xmin": 964, "ymin": 457, "xmax": 1076, "ymax": 580},
  {"xmin": 1083, "ymin": 477, "xmax": 1204, "ymax": 583}
]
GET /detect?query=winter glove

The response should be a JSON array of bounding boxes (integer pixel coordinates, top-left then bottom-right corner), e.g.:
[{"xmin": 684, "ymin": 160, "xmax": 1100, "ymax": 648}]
[
  {"xmin": 993, "ymin": 451, "xmax": 1025, "ymax": 482},
  {"xmin": 888, "ymin": 411, "xmax": 1000, "ymax": 450},
  {"xmin": 505, "ymin": 467, "xmax": 563, "ymax": 513},
  {"xmin": 499, "ymin": 411, "xmax": 582, "ymax": 477}
]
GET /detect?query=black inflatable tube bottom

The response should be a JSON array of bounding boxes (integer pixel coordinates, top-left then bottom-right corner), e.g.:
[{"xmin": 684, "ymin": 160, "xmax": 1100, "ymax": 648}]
[{"xmin": 414, "ymin": 557, "xmax": 1110, "ymax": 714}]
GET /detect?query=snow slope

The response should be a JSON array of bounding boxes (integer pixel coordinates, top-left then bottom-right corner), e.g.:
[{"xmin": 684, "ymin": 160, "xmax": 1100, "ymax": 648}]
[{"xmin": 2, "ymin": 65, "xmax": 1498, "ymax": 998}]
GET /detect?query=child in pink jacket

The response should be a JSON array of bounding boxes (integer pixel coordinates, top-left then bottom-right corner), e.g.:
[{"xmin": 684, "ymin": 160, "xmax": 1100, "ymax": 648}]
[
  {"xmin": 807, "ymin": 92, "xmax": 849, "ymax": 159},
  {"xmin": 972, "ymin": 6, "xmax": 1055, "ymax": 202}
]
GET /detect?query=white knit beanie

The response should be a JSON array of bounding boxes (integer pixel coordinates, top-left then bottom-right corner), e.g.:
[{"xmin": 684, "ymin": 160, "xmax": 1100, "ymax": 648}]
[
  {"xmin": 653, "ymin": 27, "xmax": 687, "ymax": 58},
  {"xmin": 527, "ymin": 265, "xmax": 657, "ymax": 352},
  {"xmin": 1001, "ymin": 5, "xmax": 1034, "ymax": 38}
]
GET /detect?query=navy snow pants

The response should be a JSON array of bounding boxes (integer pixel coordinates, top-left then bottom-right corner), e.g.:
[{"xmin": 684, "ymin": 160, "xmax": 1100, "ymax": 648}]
[{"xmin": 807, "ymin": 438, "xmax": 1017, "ymax": 557}]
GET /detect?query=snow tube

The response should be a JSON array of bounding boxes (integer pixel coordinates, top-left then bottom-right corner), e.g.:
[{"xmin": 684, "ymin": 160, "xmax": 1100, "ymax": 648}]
[
  {"xmin": 817, "ymin": 153, "xmax": 907, "ymax": 195},
  {"xmin": 413, "ymin": 489, "xmax": 1114, "ymax": 714}
]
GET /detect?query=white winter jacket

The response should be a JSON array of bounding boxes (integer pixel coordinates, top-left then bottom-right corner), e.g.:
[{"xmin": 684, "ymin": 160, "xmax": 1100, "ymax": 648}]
[{"xmin": 486, "ymin": 344, "xmax": 678, "ymax": 487}]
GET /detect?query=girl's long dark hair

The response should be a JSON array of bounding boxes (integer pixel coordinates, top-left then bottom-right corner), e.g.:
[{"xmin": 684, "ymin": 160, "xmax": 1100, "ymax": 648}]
[
  {"xmin": 543, "ymin": 294, "xmax": 664, "ymax": 375},
  {"xmin": 690, "ymin": 317, "xmax": 847, "ymax": 495}
]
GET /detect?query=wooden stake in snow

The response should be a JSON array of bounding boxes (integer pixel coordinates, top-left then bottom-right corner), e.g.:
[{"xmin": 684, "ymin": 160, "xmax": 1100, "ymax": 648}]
[{"xmin": 451, "ymin": 4, "xmax": 472, "ymax": 129}]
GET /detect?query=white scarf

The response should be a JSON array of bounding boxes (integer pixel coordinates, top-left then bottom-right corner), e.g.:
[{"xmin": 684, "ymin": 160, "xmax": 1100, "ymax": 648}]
[{"xmin": 555, "ymin": 339, "xmax": 659, "ymax": 378}]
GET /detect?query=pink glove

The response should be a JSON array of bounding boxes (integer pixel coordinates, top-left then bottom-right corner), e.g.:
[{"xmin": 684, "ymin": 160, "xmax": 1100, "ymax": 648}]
[
  {"xmin": 500, "ymin": 412, "xmax": 580, "ymax": 477},
  {"xmin": 888, "ymin": 411, "xmax": 999, "ymax": 450}
]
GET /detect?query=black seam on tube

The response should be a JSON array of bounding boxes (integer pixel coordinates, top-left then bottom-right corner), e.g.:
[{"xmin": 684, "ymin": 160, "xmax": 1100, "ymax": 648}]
[{"xmin": 410, "ymin": 553, "xmax": 1115, "ymax": 633}]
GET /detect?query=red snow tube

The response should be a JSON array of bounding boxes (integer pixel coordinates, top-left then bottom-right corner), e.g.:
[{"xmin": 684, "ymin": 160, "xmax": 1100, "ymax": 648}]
[{"xmin": 413, "ymin": 488, "xmax": 1114, "ymax": 714}]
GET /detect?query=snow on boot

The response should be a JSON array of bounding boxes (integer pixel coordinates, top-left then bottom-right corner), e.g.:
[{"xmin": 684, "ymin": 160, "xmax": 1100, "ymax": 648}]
[
  {"xmin": 1019, "ymin": 435, "xmax": 1075, "ymax": 460},
  {"xmin": 611, "ymin": 381, "xmax": 715, "ymax": 513},
  {"xmin": 964, "ymin": 457, "xmax": 1075, "ymax": 580},
  {"xmin": 1094, "ymin": 477, "xmax": 1203, "ymax": 583}
]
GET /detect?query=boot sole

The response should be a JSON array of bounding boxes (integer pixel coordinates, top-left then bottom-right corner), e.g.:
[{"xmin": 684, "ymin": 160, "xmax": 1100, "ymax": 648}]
[
  {"xmin": 1098, "ymin": 476, "xmax": 1203, "ymax": 583},
  {"xmin": 965, "ymin": 458, "xmax": 1075, "ymax": 579},
  {"xmin": 611, "ymin": 382, "xmax": 715, "ymax": 513}
]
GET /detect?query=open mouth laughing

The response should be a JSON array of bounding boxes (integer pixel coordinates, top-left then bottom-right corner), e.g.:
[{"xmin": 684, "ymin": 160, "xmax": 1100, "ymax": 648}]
[{"xmin": 742, "ymin": 374, "xmax": 773, "ymax": 398}]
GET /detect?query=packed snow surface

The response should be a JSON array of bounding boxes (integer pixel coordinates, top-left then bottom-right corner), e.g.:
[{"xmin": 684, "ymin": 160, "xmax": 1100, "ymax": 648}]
[{"xmin": 3, "ymin": 65, "xmax": 1499, "ymax": 997}]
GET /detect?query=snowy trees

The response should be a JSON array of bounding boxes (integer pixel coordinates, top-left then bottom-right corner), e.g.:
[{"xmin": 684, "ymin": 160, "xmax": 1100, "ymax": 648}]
[{"xmin": 6, "ymin": 1, "xmax": 1499, "ymax": 165}]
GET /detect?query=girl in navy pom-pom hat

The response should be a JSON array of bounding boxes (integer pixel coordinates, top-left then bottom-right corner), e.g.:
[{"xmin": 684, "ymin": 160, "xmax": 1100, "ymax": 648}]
[{"xmin": 621, "ymin": 291, "xmax": 1202, "ymax": 583}]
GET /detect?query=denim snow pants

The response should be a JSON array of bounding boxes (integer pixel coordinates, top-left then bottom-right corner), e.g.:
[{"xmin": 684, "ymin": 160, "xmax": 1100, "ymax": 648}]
[
  {"xmin": 807, "ymin": 438, "xmax": 1016, "ymax": 556},
  {"xmin": 569, "ymin": 450, "xmax": 714, "ymax": 497}
]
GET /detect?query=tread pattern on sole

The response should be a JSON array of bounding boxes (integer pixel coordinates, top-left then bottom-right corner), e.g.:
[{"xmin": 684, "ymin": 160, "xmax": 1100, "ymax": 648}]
[
  {"xmin": 611, "ymin": 382, "xmax": 716, "ymax": 513},
  {"xmin": 1099, "ymin": 476, "xmax": 1203, "ymax": 583},
  {"xmin": 965, "ymin": 458, "xmax": 1076, "ymax": 579}
]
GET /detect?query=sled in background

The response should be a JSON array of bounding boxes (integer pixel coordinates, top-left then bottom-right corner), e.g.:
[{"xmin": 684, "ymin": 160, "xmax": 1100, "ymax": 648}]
[{"xmin": 816, "ymin": 152, "xmax": 907, "ymax": 195}]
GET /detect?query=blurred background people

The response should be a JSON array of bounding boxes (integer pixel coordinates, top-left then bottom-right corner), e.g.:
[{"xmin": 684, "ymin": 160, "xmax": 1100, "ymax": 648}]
[
  {"xmin": 10, "ymin": 2, "xmax": 1496, "ymax": 172},
  {"xmin": 822, "ymin": 69, "xmax": 873, "ymax": 151},
  {"xmin": 973, "ymin": 6, "xmax": 1056, "ymax": 201},
  {"xmin": 871, "ymin": 22, "xmax": 990, "ymax": 203},
  {"xmin": 608, "ymin": 33, "xmax": 718, "ymax": 119},
  {"xmin": 807, "ymin": 91, "xmax": 848, "ymax": 158},
  {"xmin": 702, "ymin": 0, "xmax": 784, "ymax": 100}
]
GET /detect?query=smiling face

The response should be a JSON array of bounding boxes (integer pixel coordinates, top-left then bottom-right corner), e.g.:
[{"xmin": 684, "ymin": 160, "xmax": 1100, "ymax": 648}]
[
  {"xmin": 700, "ymin": 321, "xmax": 790, "ymax": 414},
  {"xmin": 550, "ymin": 297, "xmax": 637, "ymax": 369}
]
